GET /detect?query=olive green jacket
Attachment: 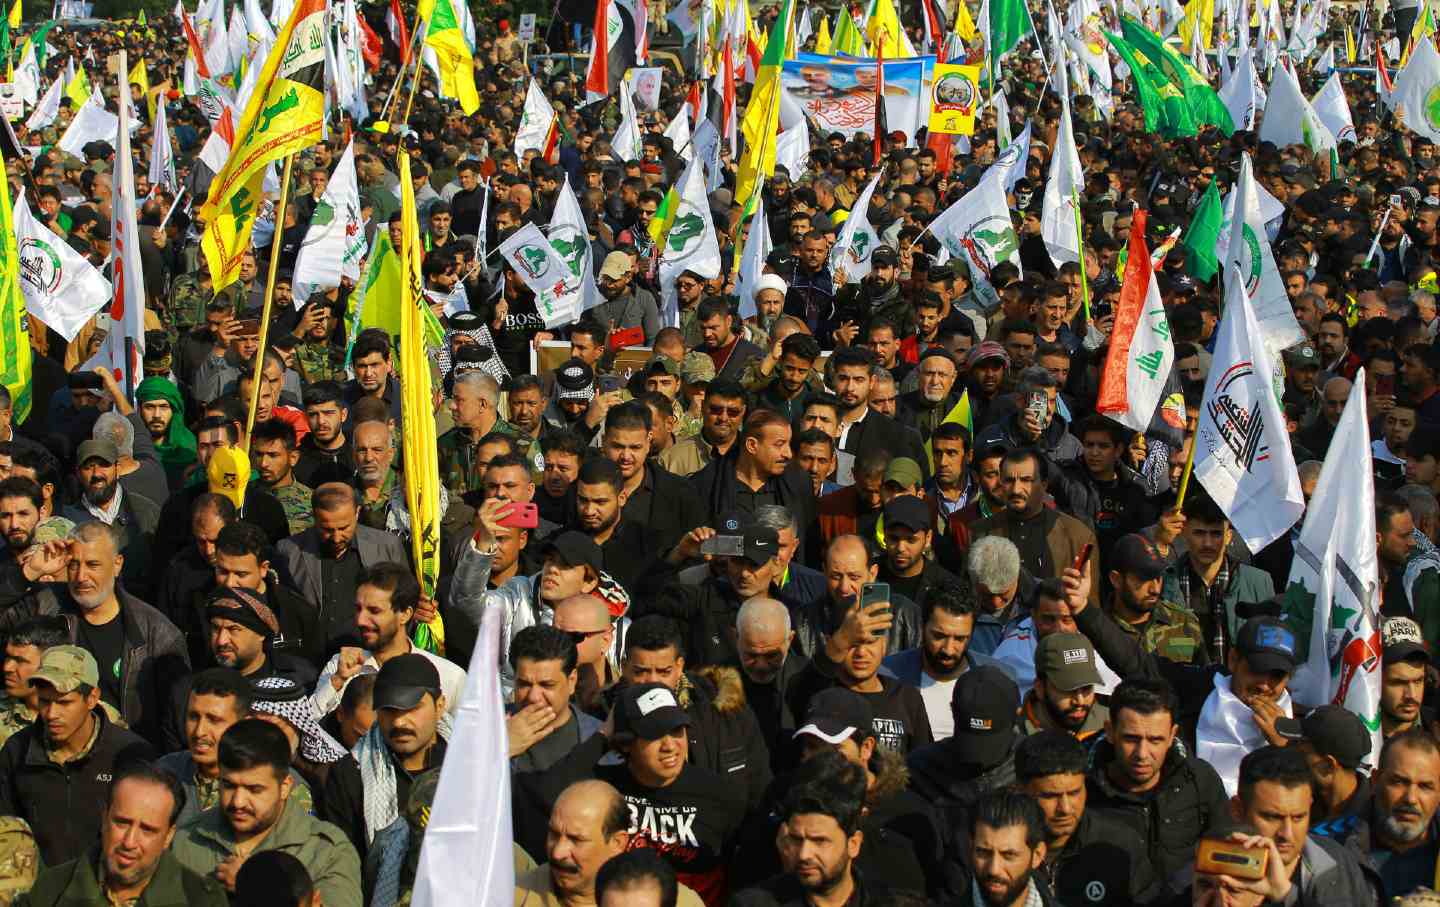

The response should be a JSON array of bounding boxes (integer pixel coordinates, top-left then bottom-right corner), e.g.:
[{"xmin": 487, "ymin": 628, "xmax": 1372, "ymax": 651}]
[
  {"xmin": 19, "ymin": 847, "xmax": 227, "ymax": 907},
  {"xmin": 170, "ymin": 795, "xmax": 361, "ymax": 907}
]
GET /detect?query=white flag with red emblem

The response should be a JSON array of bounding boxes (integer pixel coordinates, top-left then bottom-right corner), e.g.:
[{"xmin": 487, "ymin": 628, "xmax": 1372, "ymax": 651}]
[{"xmin": 292, "ymin": 140, "xmax": 366, "ymax": 306}]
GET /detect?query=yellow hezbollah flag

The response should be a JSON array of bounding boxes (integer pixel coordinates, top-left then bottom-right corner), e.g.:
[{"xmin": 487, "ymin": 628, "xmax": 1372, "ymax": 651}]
[
  {"xmin": 129, "ymin": 58, "xmax": 153, "ymax": 121},
  {"xmin": 419, "ymin": 0, "xmax": 479, "ymax": 115},
  {"xmin": 0, "ymin": 147, "xmax": 30, "ymax": 423},
  {"xmin": 736, "ymin": 0, "xmax": 791, "ymax": 206},
  {"xmin": 956, "ymin": 0, "xmax": 978, "ymax": 43},
  {"xmin": 1178, "ymin": 0, "xmax": 1214, "ymax": 50},
  {"xmin": 200, "ymin": 0, "xmax": 326, "ymax": 291},
  {"xmin": 928, "ymin": 63, "xmax": 981, "ymax": 134},
  {"xmin": 63, "ymin": 63, "xmax": 88, "ymax": 110},
  {"xmin": 814, "ymin": 14, "xmax": 832, "ymax": 53},
  {"xmin": 866, "ymin": 0, "xmax": 905, "ymax": 57},
  {"xmin": 833, "ymin": 7, "xmax": 868, "ymax": 55},
  {"xmin": 6, "ymin": 0, "xmax": 17, "ymax": 30},
  {"xmin": 924, "ymin": 389, "xmax": 972, "ymax": 472},
  {"xmin": 396, "ymin": 150, "xmax": 445, "ymax": 655}
]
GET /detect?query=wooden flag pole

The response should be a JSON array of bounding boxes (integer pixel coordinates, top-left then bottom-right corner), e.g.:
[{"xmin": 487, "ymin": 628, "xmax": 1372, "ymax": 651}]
[
  {"xmin": 244, "ymin": 153, "xmax": 296, "ymax": 448},
  {"xmin": 1174, "ymin": 431, "xmax": 1199, "ymax": 509}
]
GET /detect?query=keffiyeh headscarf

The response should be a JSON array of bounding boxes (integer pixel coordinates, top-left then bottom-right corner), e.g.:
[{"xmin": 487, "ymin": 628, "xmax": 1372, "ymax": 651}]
[
  {"xmin": 436, "ymin": 312, "xmax": 509, "ymax": 384},
  {"xmin": 250, "ymin": 675, "xmax": 348, "ymax": 764}
]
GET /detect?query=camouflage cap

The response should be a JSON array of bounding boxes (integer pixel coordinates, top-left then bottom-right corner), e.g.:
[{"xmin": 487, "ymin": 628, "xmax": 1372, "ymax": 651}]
[
  {"xmin": 29, "ymin": 646, "xmax": 99, "ymax": 695},
  {"xmin": 643, "ymin": 354, "xmax": 681, "ymax": 378},
  {"xmin": 681, "ymin": 352, "xmax": 716, "ymax": 385}
]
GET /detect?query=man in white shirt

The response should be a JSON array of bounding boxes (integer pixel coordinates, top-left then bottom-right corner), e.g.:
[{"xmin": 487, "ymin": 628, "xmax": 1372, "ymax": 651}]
[
  {"xmin": 1196, "ymin": 617, "xmax": 1300, "ymax": 797},
  {"xmin": 312, "ymin": 562, "xmax": 465, "ymax": 717},
  {"xmin": 881, "ymin": 581, "xmax": 998, "ymax": 740}
]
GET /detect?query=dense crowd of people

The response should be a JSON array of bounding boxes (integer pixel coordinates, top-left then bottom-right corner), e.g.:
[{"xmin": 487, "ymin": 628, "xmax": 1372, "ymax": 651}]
[{"xmin": 0, "ymin": 0, "xmax": 1439, "ymax": 906}]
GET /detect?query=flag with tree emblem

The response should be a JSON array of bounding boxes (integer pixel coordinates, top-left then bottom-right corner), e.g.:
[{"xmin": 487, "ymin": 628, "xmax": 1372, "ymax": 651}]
[
  {"xmin": 1283, "ymin": 374, "xmax": 1381, "ymax": 769},
  {"xmin": 499, "ymin": 223, "xmax": 584, "ymax": 329},
  {"xmin": 829, "ymin": 171, "xmax": 883, "ymax": 285},
  {"xmin": 547, "ymin": 178, "xmax": 600, "ymax": 323},
  {"xmin": 200, "ymin": 0, "xmax": 326, "ymax": 290},
  {"xmin": 292, "ymin": 140, "xmax": 366, "ymax": 306},
  {"xmin": 0, "ymin": 145, "xmax": 30, "ymax": 423}
]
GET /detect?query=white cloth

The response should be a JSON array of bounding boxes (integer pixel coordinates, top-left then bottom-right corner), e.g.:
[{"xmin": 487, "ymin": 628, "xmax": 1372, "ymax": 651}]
[
  {"xmin": 919, "ymin": 672, "xmax": 957, "ymax": 740},
  {"xmin": 1196, "ymin": 673, "xmax": 1293, "ymax": 797},
  {"xmin": 312, "ymin": 643, "xmax": 467, "ymax": 718}
]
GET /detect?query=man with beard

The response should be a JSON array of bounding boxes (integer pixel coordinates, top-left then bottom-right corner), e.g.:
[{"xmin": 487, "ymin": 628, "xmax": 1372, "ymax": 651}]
[
  {"xmin": 694, "ymin": 409, "xmax": 813, "ymax": 535},
  {"xmin": 0, "ymin": 478, "xmax": 49, "ymax": 605},
  {"xmin": 592, "ymin": 252, "xmax": 661, "ymax": 344},
  {"xmin": 733, "ymin": 597, "xmax": 810, "ymax": 767},
  {"xmin": 1020, "ymin": 633, "xmax": 1108, "ymax": 742},
  {"xmin": 537, "ymin": 430, "xmax": 586, "ymax": 526},
  {"xmin": 507, "ymin": 374, "xmax": 547, "ymax": 457},
  {"xmin": 965, "ymin": 791, "xmax": 1062, "ymax": 907},
  {"xmin": 1377, "ymin": 616, "xmax": 1431, "ymax": 737},
  {"xmin": 883, "ymin": 580, "xmax": 996, "ymax": 742},
  {"xmin": 311, "ymin": 563, "xmax": 464, "ymax": 720},
  {"xmin": 782, "ymin": 232, "xmax": 838, "ymax": 340},
  {"xmin": 62, "ymin": 440, "xmax": 161, "ymax": 603},
  {"xmin": 601, "ymin": 403, "xmax": 703, "ymax": 555},
  {"xmin": 170, "ymin": 720, "xmax": 361, "ymax": 907},
  {"xmin": 697, "ymin": 297, "xmax": 764, "ymax": 385},
  {"xmin": 965, "ymin": 343, "xmax": 1012, "ymax": 431},
  {"xmin": 877, "ymin": 496, "xmax": 961, "ymax": 612},
  {"xmin": 23, "ymin": 762, "xmax": 229, "ymax": 907},
  {"xmin": 833, "ymin": 245, "xmax": 915, "ymax": 342},
  {"xmin": 573, "ymin": 457, "xmax": 649, "ymax": 594},
  {"xmin": 322, "ymin": 654, "xmax": 447, "ymax": 878},
  {"xmin": 731, "ymin": 754, "xmax": 887, "ymax": 907},
  {"xmin": 295, "ymin": 381, "xmax": 355, "ymax": 487},
  {"xmin": 898, "ymin": 349, "xmax": 961, "ymax": 442},
  {"xmin": 274, "ymin": 483, "xmax": 409, "ymax": 651},
  {"xmin": 352, "ymin": 420, "xmax": 397, "ymax": 529},
  {"xmin": 135, "ymin": 377, "xmax": 196, "ymax": 490},
  {"xmin": 157, "ymin": 417, "xmax": 290, "ymax": 549},
  {"xmin": 1014, "ymin": 731, "xmax": 1159, "ymax": 906},
  {"xmin": 250, "ymin": 419, "xmax": 313, "ymax": 537},
  {"xmin": 659, "ymin": 381, "xmax": 748, "ymax": 479},
  {"xmin": 156, "ymin": 495, "xmax": 236, "ymax": 627},
  {"xmin": 1101, "ymin": 534, "xmax": 1209, "ymax": 666},
  {"xmin": 673, "ymin": 270, "xmax": 708, "ymax": 346},
  {"xmin": 829, "ymin": 347, "xmax": 928, "ymax": 478},
  {"xmin": 755, "ymin": 332, "xmax": 821, "ymax": 422}
]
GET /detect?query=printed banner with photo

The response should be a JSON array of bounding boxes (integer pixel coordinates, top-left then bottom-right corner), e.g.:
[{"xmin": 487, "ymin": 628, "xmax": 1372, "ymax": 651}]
[{"xmin": 783, "ymin": 54, "xmax": 934, "ymax": 142}]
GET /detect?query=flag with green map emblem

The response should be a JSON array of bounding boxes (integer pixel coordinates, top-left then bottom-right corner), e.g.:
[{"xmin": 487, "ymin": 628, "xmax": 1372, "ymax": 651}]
[
  {"xmin": 0, "ymin": 144, "xmax": 30, "ymax": 422},
  {"xmin": 1390, "ymin": 32, "xmax": 1440, "ymax": 144},
  {"xmin": 547, "ymin": 178, "xmax": 599, "ymax": 324},
  {"xmin": 1283, "ymin": 375, "xmax": 1381, "ymax": 769},
  {"xmin": 657, "ymin": 155, "xmax": 722, "ymax": 324}
]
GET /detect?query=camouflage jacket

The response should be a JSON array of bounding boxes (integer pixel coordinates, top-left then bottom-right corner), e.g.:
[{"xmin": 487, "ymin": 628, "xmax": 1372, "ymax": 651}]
[
  {"xmin": 436, "ymin": 420, "xmax": 527, "ymax": 498},
  {"xmin": 358, "ymin": 469, "xmax": 398, "ymax": 530},
  {"xmin": 294, "ymin": 338, "xmax": 348, "ymax": 385},
  {"xmin": 0, "ymin": 817, "xmax": 38, "ymax": 907},
  {"xmin": 1112, "ymin": 599, "xmax": 1211, "ymax": 666},
  {"xmin": 267, "ymin": 480, "xmax": 315, "ymax": 536},
  {"xmin": 0, "ymin": 696, "xmax": 124, "ymax": 750},
  {"xmin": 167, "ymin": 277, "xmax": 239, "ymax": 336}
]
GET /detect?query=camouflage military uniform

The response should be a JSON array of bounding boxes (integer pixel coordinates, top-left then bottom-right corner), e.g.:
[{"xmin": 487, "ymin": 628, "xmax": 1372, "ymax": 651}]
[
  {"xmin": 294, "ymin": 338, "xmax": 348, "ymax": 385},
  {"xmin": 0, "ymin": 695, "xmax": 124, "ymax": 748},
  {"xmin": 167, "ymin": 274, "xmax": 213, "ymax": 339},
  {"xmin": 436, "ymin": 420, "xmax": 528, "ymax": 499},
  {"xmin": 1113, "ymin": 599, "xmax": 1210, "ymax": 665},
  {"xmin": 0, "ymin": 817, "xmax": 37, "ymax": 906},
  {"xmin": 267, "ymin": 480, "xmax": 315, "ymax": 536},
  {"xmin": 358, "ymin": 469, "xmax": 398, "ymax": 530}
]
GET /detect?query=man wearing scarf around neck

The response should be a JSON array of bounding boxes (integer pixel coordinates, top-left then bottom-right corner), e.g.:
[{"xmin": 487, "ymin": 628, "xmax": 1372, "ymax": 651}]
[{"xmin": 135, "ymin": 377, "xmax": 196, "ymax": 491}]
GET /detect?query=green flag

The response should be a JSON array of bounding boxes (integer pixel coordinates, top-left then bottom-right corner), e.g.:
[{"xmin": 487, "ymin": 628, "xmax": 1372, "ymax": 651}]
[
  {"xmin": 989, "ymin": 0, "xmax": 1034, "ymax": 74},
  {"xmin": 1119, "ymin": 17, "xmax": 1234, "ymax": 134},
  {"xmin": 1181, "ymin": 178, "xmax": 1223, "ymax": 281},
  {"xmin": 1105, "ymin": 31, "xmax": 1197, "ymax": 138}
]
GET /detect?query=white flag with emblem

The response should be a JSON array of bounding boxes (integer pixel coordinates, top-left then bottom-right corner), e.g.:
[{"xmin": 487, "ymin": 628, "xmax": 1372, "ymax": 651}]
[
  {"xmin": 148, "ymin": 101, "xmax": 177, "ymax": 192},
  {"xmin": 1284, "ymin": 371, "xmax": 1381, "ymax": 764},
  {"xmin": 1194, "ymin": 266, "xmax": 1305, "ymax": 553},
  {"xmin": 499, "ymin": 223, "xmax": 584, "ymax": 329},
  {"xmin": 514, "ymin": 78, "xmax": 557, "ymax": 159},
  {"xmin": 1040, "ymin": 93, "xmax": 1084, "ymax": 268},
  {"xmin": 13, "ymin": 194, "xmax": 111, "ymax": 341},
  {"xmin": 292, "ymin": 141, "xmax": 367, "ymax": 306},
  {"xmin": 829, "ymin": 172, "xmax": 883, "ymax": 285},
  {"xmin": 1221, "ymin": 153, "xmax": 1305, "ymax": 356},
  {"xmin": 927, "ymin": 171, "xmax": 1022, "ymax": 311},
  {"xmin": 1312, "ymin": 70, "xmax": 1356, "ymax": 143},
  {"xmin": 736, "ymin": 193, "xmax": 773, "ymax": 320},
  {"xmin": 658, "ymin": 155, "xmax": 722, "ymax": 324},
  {"xmin": 1390, "ymin": 24, "xmax": 1440, "ymax": 143},
  {"xmin": 548, "ymin": 178, "xmax": 601, "ymax": 323}
]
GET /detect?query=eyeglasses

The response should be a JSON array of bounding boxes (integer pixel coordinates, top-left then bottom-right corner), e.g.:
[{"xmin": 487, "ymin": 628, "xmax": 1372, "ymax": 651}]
[{"xmin": 707, "ymin": 405, "xmax": 745, "ymax": 418}]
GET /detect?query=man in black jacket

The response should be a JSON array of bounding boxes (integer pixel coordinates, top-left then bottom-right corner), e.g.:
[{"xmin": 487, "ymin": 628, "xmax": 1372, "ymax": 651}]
[
  {"xmin": 697, "ymin": 296, "xmax": 764, "ymax": 384},
  {"xmin": 601, "ymin": 402, "xmax": 705, "ymax": 555},
  {"xmin": 155, "ymin": 417, "xmax": 290, "ymax": 549},
  {"xmin": 877, "ymin": 495, "xmax": 962, "ymax": 610},
  {"xmin": 694, "ymin": 410, "xmax": 816, "ymax": 552},
  {"xmin": 0, "ymin": 645, "xmax": 155, "ymax": 865},
  {"xmin": 829, "ymin": 346, "xmax": 928, "ymax": 481},
  {"xmin": 1015, "ymin": 730, "xmax": 1160, "ymax": 905}
]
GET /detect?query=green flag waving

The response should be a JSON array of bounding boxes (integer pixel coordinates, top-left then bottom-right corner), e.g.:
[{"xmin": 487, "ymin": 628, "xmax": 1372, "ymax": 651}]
[
  {"xmin": 989, "ymin": 0, "xmax": 1034, "ymax": 75},
  {"xmin": 1119, "ymin": 17, "xmax": 1234, "ymax": 134},
  {"xmin": 1105, "ymin": 31, "xmax": 1198, "ymax": 138},
  {"xmin": 1181, "ymin": 178, "xmax": 1224, "ymax": 281}
]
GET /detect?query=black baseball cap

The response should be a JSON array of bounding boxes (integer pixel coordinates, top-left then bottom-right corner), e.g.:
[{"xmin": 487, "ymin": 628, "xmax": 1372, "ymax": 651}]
[
  {"xmin": 542, "ymin": 531, "xmax": 604, "ymax": 575},
  {"xmin": 740, "ymin": 526, "xmax": 780, "ymax": 567},
  {"xmin": 794, "ymin": 687, "xmax": 874, "ymax": 745},
  {"xmin": 1300, "ymin": 705, "xmax": 1373, "ymax": 770},
  {"xmin": 1235, "ymin": 618, "xmax": 1299, "ymax": 675},
  {"xmin": 883, "ymin": 496, "xmax": 930, "ymax": 534},
  {"xmin": 949, "ymin": 665, "xmax": 1019, "ymax": 765},
  {"xmin": 615, "ymin": 682, "xmax": 692, "ymax": 739},
  {"xmin": 1111, "ymin": 534, "xmax": 1167, "ymax": 580},
  {"xmin": 373, "ymin": 654, "xmax": 442, "ymax": 711},
  {"xmin": 871, "ymin": 245, "xmax": 899, "ymax": 267},
  {"xmin": 1383, "ymin": 616, "xmax": 1428, "ymax": 663}
]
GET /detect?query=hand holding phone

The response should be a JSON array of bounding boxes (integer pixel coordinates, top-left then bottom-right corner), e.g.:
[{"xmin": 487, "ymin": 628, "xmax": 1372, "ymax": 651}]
[
  {"xmin": 495, "ymin": 502, "xmax": 539, "ymax": 530},
  {"xmin": 1195, "ymin": 838, "xmax": 1268, "ymax": 881}
]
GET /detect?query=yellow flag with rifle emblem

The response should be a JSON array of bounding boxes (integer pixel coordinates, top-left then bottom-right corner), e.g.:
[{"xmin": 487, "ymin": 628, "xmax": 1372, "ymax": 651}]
[
  {"xmin": 0, "ymin": 147, "xmax": 30, "ymax": 424},
  {"xmin": 199, "ymin": 0, "xmax": 326, "ymax": 291}
]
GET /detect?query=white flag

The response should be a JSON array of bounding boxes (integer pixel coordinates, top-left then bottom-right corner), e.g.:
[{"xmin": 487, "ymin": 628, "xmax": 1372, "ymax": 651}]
[
  {"xmin": 1222, "ymin": 154, "xmax": 1305, "ymax": 355},
  {"xmin": 1258, "ymin": 60, "xmax": 1335, "ymax": 151},
  {"xmin": 693, "ymin": 119, "xmax": 724, "ymax": 193},
  {"xmin": 84, "ymin": 70, "xmax": 147, "ymax": 386},
  {"xmin": 1285, "ymin": 371, "xmax": 1381, "ymax": 763},
  {"xmin": 735, "ymin": 194, "xmax": 773, "ymax": 320},
  {"xmin": 658, "ymin": 155, "xmax": 722, "ymax": 323},
  {"xmin": 26, "ymin": 79, "xmax": 61, "ymax": 132},
  {"xmin": 928, "ymin": 171, "xmax": 1022, "ymax": 312},
  {"xmin": 14, "ymin": 42, "xmax": 39, "ymax": 108},
  {"xmin": 514, "ymin": 78, "xmax": 557, "ymax": 159},
  {"xmin": 333, "ymin": 0, "xmax": 367, "ymax": 122},
  {"xmin": 612, "ymin": 81, "xmax": 642, "ymax": 162},
  {"xmin": 292, "ymin": 141, "xmax": 367, "ymax": 306},
  {"xmin": 548, "ymin": 178, "xmax": 601, "ymax": 322},
  {"xmin": 57, "ymin": 89, "xmax": 118, "ymax": 157},
  {"xmin": 410, "ymin": 605, "xmax": 514, "ymax": 907},
  {"xmin": 499, "ymin": 223, "xmax": 584, "ymax": 329},
  {"xmin": 1041, "ymin": 96, "xmax": 1084, "ymax": 268},
  {"xmin": 985, "ymin": 119, "xmax": 1032, "ymax": 193},
  {"xmin": 14, "ymin": 194, "xmax": 111, "ymax": 341},
  {"xmin": 245, "ymin": 0, "xmax": 277, "ymax": 43},
  {"xmin": 774, "ymin": 123, "xmax": 809, "ymax": 184},
  {"xmin": 1391, "ymin": 35, "xmax": 1440, "ymax": 143},
  {"xmin": 1312, "ymin": 71, "xmax": 1356, "ymax": 143},
  {"xmin": 226, "ymin": 8, "xmax": 248, "ymax": 75},
  {"xmin": 1193, "ymin": 266, "xmax": 1304, "ymax": 553},
  {"xmin": 1219, "ymin": 46, "xmax": 1262, "ymax": 130},
  {"xmin": 1316, "ymin": 43, "xmax": 1335, "ymax": 73},
  {"xmin": 663, "ymin": 108, "xmax": 692, "ymax": 161},
  {"xmin": 829, "ymin": 172, "xmax": 883, "ymax": 285},
  {"xmin": 148, "ymin": 102, "xmax": 176, "ymax": 192}
]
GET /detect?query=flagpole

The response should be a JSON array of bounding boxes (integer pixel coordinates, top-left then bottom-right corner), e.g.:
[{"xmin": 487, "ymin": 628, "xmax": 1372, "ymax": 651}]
[
  {"xmin": 400, "ymin": 22, "xmax": 428, "ymax": 126},
  {"xmin": 376, "ymin": 23, "xmax": 425, "ymax": 125},
  {"xmin": 244, "ymin": 153, "xmax": 296, "ymax": 448},
  {"xmin": 1174, "ymin": 428, "xmax": 1199, "ymax": 508},
  {"xmin": 1071, "ymin": 196, "xmax": 1091, "ymax": 320}
]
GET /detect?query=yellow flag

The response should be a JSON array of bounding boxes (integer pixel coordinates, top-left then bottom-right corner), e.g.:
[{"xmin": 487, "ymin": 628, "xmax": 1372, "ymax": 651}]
[
  {"xmin": 866, "ymin": 0, "xmax": 905, "ymax": 57},
  {"xmin": 833, "ymin": 8, "xmax": 868, "ymax": 55},
  {"xmin": 396, "ymin": 150, "xmax": 445, "ymax": 655},
  {"xmin": 815, "ymin": 14, "xmax": 832, "ymax": 53},
  {"xmin": 0, "ymin": 145, "xmax": 31, "ymax": 423},
  {"xmin": 736, "ymin": 0, "xmax": 791, "ymax": 206},
  {"xmin": 1178, "ymin": 0, "xmax": 1214, "ymax": 50},
  {"xmin": 1345, "ymin": 24, "xmax": 1356, "ymax": 62},
  {"xmin": 7, "ymin": 0, "xmax": 18, "ymax": 31},
  {"xmin": 63, "ymin": 64, "xmax": 88, "ymax": 110},
  {"xmin": 923, "ymin": 390, "xmax": 973, "ymax": 471},
  {"xmin": 955, "ymin": 0, "xmax": 978, "ymax": 43},
  {"xmin": 420, "ymin": 0, "xmax": 479, "ymax": 115},
  {"xmin": 128, "ymin": 58, "xmax": 153, "ymax": 121},
  {"xmin": 200, "ymin": 0, "xmax": 326, "ymax": 290}
]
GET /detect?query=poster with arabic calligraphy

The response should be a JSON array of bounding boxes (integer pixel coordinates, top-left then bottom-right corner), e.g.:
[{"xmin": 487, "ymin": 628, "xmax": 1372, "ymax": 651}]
[{"xmin": 781, "ymin": 54, "xmax": 930, "ymax": 142}]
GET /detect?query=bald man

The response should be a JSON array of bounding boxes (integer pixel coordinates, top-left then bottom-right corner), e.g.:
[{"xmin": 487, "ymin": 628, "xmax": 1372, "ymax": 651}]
[
  {"xmin": 551, "ymin": 594, "xmax": 619, "ymax": 714},
  {"xmin": 792, "ymin": 535, "xmax": 921, "ymax": 660},
  {"xmin": 1298, "ymin": 377, "xmax": 1353, "ymax": 458},
  {"xmin": 736, "ymin": 597, "xmax": 810, "ymax": 772},
  {"xmin": 515, "ymin": 780, "xmax": 707, "ymax": 907}
]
